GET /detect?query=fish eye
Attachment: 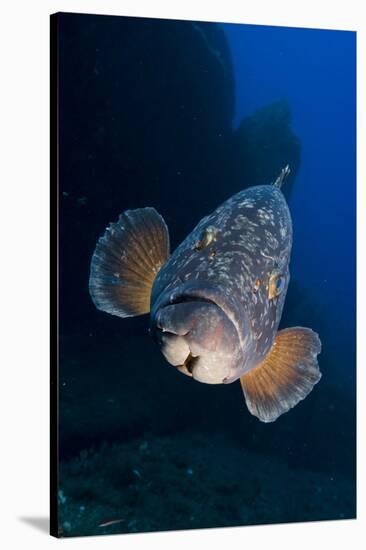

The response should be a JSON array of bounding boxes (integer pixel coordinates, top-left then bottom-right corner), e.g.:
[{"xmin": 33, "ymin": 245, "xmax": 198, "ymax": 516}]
[
  {"xmin": 276, "ymin": 277, "xmax": 284, "ymax": 290},
  {"xmin": 268, "ymin": 271, "xmax": 285, "ymax": 299}
]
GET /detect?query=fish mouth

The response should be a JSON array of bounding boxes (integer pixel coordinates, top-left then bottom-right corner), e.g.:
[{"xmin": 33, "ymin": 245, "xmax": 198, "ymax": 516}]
[
  {"xmin": 161, "ymin": 293, "xmax": 217, "ymax": 309},
  {"xmin": 151, "ymin": 284, "xmax": 243, "ymax": 384},
  {"xmin": 153, "ymin": 283, "xmax": 243, "ymax": 342},
  {"xmin": 154, "ymin": 283, "xmax": 232, "ymax": 320},
  {"xmin": 152, "ymin": 292, "xmax": 220, "ymax": 343}
]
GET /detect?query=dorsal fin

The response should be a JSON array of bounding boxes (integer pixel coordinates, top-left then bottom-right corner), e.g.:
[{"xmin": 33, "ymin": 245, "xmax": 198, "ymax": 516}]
[{"xmin": 273, "ymin": 164, "xmax": 291, "ymax": 188}]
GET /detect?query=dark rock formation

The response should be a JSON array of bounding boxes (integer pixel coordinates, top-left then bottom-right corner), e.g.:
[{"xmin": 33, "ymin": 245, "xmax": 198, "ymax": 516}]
[
  {"xmin": 57, "ymin": 13, "xmax": 300, "ymax": 336},
  {"xmin": 229, "ymin": 100, "xmax": 300, "ymax": 197}
]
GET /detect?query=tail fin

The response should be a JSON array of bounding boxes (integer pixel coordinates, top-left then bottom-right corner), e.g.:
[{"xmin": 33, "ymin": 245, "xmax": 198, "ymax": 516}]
[{"xmin": 89, "ymin": 207, "xmax": 170, "ymax": 318}]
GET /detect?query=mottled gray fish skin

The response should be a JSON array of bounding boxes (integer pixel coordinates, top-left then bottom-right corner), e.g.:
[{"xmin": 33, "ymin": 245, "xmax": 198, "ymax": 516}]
[{"xmin": 150, "ymin": 185, "xmax": 292, "ymax": 384}]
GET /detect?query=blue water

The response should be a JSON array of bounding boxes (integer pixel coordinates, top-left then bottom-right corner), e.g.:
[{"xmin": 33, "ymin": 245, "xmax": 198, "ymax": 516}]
[{"xmin": 222, "ymin": 23, "xmax": 356, "ymax": 392}]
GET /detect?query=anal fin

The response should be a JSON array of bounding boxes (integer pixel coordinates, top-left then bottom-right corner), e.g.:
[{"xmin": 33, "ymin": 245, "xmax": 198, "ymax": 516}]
[
  {"xmin": 240, "ymin": 327, "xmax": 321, "ymax": 423},
  {"xmin": 89, "ymin": 207, "xmax": 169, "ymax": 318}
]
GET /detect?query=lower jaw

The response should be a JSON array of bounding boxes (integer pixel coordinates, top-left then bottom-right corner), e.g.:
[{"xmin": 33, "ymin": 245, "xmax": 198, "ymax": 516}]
[
  {"xmin": 180, "ymin": 352, "xmax": 232, "ymax": 385},
  {"xmin": 191, "ymin": 367, "xmax": 227, "ymax": 385}
]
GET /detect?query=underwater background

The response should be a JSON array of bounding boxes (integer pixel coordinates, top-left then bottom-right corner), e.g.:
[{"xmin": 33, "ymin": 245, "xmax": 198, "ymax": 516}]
[{"xmin": 55, "ymin": 12, "xmax": 356, "ymax": 537}]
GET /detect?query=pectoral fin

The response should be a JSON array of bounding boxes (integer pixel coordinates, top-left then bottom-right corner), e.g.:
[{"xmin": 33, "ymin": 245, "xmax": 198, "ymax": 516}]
[
  {"xmin": 240, "ymin": 327, "xmax": 321, "ymax": 423},
  {"xmin": 89, "ymin": 207, "xmax": 169, "ymax": 318}
]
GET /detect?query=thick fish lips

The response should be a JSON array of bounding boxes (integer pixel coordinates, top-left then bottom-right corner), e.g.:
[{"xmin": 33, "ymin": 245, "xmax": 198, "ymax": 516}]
[{"xmin": 151, "ymin": 288, "xmax": 242, "ymax": 384}]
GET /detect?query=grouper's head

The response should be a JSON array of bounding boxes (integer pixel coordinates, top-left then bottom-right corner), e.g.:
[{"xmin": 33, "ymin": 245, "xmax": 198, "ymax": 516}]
[{"xmin": 150, "ymin": 282, "xmax": 247, "ymax": 384}]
